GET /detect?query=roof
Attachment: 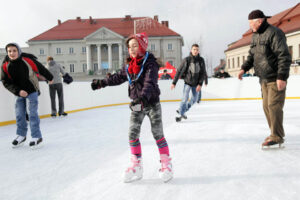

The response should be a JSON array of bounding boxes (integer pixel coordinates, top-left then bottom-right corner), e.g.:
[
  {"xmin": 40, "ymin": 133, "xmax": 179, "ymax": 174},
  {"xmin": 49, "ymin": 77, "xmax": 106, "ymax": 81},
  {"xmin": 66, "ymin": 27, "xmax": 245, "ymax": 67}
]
[
  {"xmin": 29, "ymin": 16, "xmax": 181, "ymax": 42},
  {"xmin": 225, "ymin": 3, "xmax": 300, "ymax": 52}
]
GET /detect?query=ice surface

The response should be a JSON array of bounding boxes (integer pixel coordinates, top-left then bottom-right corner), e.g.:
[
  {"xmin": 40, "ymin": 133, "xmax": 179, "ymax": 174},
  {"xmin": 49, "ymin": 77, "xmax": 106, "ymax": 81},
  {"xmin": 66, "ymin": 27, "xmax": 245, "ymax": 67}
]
[{"xmin": 1, "ymin": 100, "xmax": 300, "ymax": 200}]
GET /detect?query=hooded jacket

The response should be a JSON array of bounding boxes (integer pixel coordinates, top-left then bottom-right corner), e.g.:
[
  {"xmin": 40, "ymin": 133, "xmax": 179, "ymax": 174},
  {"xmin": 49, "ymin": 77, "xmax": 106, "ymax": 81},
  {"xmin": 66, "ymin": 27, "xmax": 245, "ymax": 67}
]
[
  {"xmin": 172, "ymin": 53, "xmax": 206, "ymax": 87},
  {"xmin": 1, "ymin": 53, "xmax": 53, "ymax": 96},
  {"xmin": 47, "ymin": 60, "xmax": 66, "ymax": 84},
  {"xmin": 242, "ymin": 19, "xmax": 291, "ymax": 82},
  {"xmin": 99, "ymin": 52, "xmax": 160, "ymax": 105}
]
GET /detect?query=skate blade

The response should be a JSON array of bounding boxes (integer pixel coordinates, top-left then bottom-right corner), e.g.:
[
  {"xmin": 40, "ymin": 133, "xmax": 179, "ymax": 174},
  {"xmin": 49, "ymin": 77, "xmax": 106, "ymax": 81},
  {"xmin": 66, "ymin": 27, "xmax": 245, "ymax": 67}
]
[
  {"xmin": 261, "ymin": 144, "xmax": 285, "ymax": 150},
  {"xmin": 12, "ymin": 142, "xmax": 25, "ymax": 148},
  {"xmin": 123, "ymin": 175, "xmax": 143, "ymax": 183},
  {"xmin": 30, "ymin": 143, "xmax": 43, "ymax": 150},
  {"xmin": 162, "ymin": 176, "xmax": 173, "ymax": 183}
]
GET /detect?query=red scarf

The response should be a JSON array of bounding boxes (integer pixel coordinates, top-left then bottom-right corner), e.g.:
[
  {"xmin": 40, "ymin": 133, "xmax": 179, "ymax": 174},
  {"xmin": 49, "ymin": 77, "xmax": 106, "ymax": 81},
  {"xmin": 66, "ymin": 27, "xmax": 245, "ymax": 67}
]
[{"xmin": 128, "ymin": 56, "xmax": 144, "ymax": 74}]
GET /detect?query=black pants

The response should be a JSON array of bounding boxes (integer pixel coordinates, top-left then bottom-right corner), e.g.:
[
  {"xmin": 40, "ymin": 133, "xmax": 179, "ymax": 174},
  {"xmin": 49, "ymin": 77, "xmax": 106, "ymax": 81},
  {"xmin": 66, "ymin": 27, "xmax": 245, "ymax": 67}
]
[{"xmin": 49, "ymin": 83, "xmax": 64, "ymax": 115}]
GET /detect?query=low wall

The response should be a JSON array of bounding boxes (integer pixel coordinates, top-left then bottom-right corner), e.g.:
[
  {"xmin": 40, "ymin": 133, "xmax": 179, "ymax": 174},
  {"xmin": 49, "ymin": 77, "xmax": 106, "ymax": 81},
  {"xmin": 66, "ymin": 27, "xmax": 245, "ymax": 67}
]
[{"xmin": 1, "ymin": 76, "xmax": 300, "ymax": 126}]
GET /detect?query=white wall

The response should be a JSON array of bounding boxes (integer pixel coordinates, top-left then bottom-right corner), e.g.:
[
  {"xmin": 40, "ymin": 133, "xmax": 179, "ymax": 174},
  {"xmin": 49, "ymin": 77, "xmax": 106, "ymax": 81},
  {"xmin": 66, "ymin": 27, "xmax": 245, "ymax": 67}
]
[{"xmin": 1, "ymin": 76, "xmax": 300, "ymax": 123}]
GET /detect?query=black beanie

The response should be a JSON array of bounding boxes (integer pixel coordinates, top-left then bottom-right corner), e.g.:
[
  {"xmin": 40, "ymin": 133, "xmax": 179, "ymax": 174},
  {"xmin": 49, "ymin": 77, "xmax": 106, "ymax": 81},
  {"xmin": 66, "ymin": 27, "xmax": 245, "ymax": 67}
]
[{"xmin": 248, "ymin": 10, "xmax": 271, "ymax": 20}]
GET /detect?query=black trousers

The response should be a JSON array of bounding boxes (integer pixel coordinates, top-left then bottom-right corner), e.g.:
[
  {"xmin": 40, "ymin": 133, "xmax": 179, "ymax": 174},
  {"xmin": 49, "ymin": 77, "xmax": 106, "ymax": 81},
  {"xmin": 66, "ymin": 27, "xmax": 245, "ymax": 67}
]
[{"xmin": 49, "ymin": 83, "xmax": 64, "ymax": 115}]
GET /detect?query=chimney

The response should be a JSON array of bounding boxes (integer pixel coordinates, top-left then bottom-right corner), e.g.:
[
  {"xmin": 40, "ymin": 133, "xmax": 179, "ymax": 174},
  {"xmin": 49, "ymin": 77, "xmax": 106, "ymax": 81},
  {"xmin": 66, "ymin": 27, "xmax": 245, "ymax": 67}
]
[
  {"xmin": 125, "ymin": 15, "xmax": 132, "ymax": 20},
  {"xmin": 164, "ymin": 21, "xmax": 169, "ymax": 27},
  {"xmin": 57, "ymin": 19, "xmax": 61, "ymax": 25},
  {"xmin": 76, "ymin": 17, "xmax": 81, "ymax": 22},
  {"xmin": 89, "ymin": 16, "xmax": 93, "ymax": 24},
  {"xmin": 154, "ymin": 15, "xmax": 158, "ymax": 22}
]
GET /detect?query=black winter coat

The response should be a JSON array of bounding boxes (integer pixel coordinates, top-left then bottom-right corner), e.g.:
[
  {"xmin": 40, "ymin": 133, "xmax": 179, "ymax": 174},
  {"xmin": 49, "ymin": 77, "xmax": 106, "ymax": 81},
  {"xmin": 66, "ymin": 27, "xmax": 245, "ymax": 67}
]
[{"xmin": 242, "ymin": 20, "xmax": 291, "ymax": 82}]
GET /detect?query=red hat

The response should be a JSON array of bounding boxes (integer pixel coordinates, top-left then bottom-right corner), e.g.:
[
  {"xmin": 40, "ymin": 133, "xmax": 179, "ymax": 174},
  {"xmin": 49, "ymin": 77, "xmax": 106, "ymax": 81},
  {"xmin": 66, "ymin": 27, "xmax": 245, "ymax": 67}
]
[{"xmin": 127, "ymin": 32, "xmax": 148, "ymax": 56}]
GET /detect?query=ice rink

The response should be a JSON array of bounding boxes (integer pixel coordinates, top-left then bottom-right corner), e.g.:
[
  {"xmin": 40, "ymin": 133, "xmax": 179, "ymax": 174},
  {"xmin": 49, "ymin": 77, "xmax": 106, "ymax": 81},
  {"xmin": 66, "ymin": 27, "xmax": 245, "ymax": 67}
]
[{"xmin": 0, "ymin": 99, "xmax": 300, "ymax": 200}]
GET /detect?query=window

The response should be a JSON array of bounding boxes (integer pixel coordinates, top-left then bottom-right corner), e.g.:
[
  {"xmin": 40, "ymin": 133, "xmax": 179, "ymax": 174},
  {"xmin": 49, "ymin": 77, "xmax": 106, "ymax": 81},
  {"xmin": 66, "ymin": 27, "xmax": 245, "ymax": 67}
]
[
  {"xmin": 56, "ymin": 48, "xmax": 61, "ymax": 54},
  {"xmin": 242, "ymin": 56, "xmax": 245, "ymax": 63},
  {"xmin": 82, "ymin": 47, "xmax": 86, "ymax": 53},
  {"xmin": 232, "ymin": 58, "xmax": 235, "ymax": 68},
  {"xmin": 113, "ymin": 46, "xmax": 118, "ymax": 53},
  {"xmin": 299, "ymin": 44, "xmax": 300, "ymax": 58},
  {"xmin": 93, "ymin": 63, "xmax": 98, "ymax": 72},
  {"xmin": 288, "ymin": 46, "xmax": 293, "ymax": 60},
  {"xmin": 70, "ymin": 64, "xmax": 74, "ymax": 73},
  {"xmin": 228, "ymin": 59, "xmax": 230, "ymax": 69},
  {"xmin": 168, "ymin": 44, "xmax": 172, "ymax": 51},
  {"xmin": 237, "ymin": 57, "xmax": 240, "ymax": 68},
  {"xmin": 69, "ymin": 47, "xmax": 74, "ymax": 54},
  {"xmin": 82, "ymin": 64, "xmax": 87, "ymax": 72},
  {"xmin": 151, "ymin": 44, "xmax": 155, "ymax": 51},
  {"xmin": 39, "ymin": 48, "xmax": 44, "ymax": 55}
]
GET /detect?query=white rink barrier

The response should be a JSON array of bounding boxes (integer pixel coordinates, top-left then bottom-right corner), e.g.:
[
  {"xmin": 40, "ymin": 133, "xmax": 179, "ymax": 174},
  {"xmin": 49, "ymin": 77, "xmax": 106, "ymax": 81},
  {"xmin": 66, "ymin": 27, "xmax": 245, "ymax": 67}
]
[{"xmin": 1, "ymin": 76, "xmax": 300, "ymax": 126}]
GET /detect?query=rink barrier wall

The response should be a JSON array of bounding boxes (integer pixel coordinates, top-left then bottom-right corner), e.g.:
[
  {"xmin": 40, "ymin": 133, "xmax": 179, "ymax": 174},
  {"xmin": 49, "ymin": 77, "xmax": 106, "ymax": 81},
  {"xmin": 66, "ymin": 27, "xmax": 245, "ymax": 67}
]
[{"xmin": 1, "ymin": 76, "xmax": 300, "ymax": 127}]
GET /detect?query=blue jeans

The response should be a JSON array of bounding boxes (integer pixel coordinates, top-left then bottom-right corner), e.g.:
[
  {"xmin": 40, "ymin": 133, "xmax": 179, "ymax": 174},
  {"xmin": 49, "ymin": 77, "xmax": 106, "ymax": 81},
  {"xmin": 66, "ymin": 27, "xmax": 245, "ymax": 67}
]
[
  {"xmin": 15, "ymin": 92, "xmax": 42, "ymax": 138},
  {"xmin": 197, "ymin": 90, "xmax": 202, "ymax": 102},
  {"xmin": 178, "ymin": 84, "xmax": 199, "ymax": 115}
]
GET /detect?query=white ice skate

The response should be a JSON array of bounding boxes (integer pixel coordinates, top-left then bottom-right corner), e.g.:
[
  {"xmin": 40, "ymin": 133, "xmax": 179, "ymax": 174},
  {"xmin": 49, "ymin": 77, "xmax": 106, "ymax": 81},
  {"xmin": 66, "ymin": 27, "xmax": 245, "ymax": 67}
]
[
  {"xmin": 12, "ymin": 136, "xmax": 26, "ymax": 148},
  {"xmin": 123, "ymin": 155, "xmax": 143, "ymax": 183},
  {"xmin": 159, "ymin": 154, "xmax": 173, "ymax": 182}
]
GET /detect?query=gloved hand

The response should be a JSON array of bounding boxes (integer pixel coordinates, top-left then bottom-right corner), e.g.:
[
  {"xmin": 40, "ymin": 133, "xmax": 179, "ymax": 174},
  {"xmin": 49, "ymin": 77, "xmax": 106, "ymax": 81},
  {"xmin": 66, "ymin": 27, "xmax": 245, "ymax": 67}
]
[
  {"xmin": 129, "ymin": 97, "xmax": 148, "ymax": 111},
  {"xmin": 91, "ymin": 79, "xmax": 101, "ymax": 90}
]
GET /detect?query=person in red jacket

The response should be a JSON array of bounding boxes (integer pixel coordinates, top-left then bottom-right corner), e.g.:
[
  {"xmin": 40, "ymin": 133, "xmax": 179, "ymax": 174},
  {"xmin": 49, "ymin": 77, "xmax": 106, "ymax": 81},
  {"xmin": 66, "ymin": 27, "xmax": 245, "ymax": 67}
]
[{"xmin": 1, "ymin": 43, "xmax": 53, "ymax": 148}]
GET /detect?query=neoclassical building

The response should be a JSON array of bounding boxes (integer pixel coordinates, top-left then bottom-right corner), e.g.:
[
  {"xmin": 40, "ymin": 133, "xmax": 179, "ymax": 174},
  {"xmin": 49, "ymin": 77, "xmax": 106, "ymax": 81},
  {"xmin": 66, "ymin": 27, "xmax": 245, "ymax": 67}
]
[
  {"xmin": 27, "ymin": 15, "xmax": 183, "ymax": 75},
  {"xmin": 225, "ymin": 3, "xmax": 300, "ymax": 77}
]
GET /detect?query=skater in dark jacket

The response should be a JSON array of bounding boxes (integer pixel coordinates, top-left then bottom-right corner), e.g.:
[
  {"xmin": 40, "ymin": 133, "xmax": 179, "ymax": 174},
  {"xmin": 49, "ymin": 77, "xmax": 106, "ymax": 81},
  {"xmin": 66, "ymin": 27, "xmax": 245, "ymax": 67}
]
[
  {"xmin": 91, "ymin": 32, "xmax": 173, "ymax": 183},
  {"xmin": 171, "ymin": 44, "xmax": 206, "ymax": 121},
  {"xmin": 1, "ymin": 43, "xmax": 53, "ymax": 148},
  {"xmin": 238, "ymin": 10, "xmax": 291, "ymax": 148}
]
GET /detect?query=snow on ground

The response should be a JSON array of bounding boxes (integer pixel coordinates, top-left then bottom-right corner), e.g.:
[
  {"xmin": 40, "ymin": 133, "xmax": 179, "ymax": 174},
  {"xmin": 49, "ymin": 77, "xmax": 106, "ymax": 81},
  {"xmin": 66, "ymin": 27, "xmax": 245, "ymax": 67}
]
[{"xmin": 0, "ymin": 100, "xmax": 300, "ymax": 200}]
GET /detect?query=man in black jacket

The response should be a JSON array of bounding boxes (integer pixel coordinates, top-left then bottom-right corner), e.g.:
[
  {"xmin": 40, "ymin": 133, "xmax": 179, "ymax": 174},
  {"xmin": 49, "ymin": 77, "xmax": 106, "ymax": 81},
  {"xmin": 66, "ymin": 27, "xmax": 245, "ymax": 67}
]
[
  {"xmin": 1, "ymin": 43, "xmax": 53, "ymax": 148},
  {"xmin": 171, "ymin": 44, "xmax": 206, "ymax": 122},
  {"xmin": 238, "ymin": 10, "xmax": 291, "ymax": 148}
]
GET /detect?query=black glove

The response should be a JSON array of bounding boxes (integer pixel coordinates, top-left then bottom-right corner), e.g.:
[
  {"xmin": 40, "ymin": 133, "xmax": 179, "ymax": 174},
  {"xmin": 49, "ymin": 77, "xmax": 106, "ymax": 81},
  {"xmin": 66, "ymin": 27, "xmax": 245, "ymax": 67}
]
[
  {"xmin": 129, "ymin": 97, "xmax": 148, "ymax": 111},
  {"xmin": 91, "ymin": 79, "xmax": 101, "ymax": 90}
]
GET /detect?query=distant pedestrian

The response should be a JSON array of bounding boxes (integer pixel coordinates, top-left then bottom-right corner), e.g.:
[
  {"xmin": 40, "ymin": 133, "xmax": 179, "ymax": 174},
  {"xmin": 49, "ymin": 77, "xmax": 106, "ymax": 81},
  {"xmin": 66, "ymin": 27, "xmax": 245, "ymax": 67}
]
[{"xmin": 47, "ymin": 56, "xmax": 68, "ymax": 117}]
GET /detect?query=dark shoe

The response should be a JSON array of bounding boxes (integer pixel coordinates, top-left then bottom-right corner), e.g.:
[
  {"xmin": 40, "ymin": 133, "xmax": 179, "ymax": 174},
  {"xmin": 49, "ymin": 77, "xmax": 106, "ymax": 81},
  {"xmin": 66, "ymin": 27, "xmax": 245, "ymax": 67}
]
[
  {"xmin": 29, "ymin": 138, "xmax": 43, "ymax": 148},
  {"xmin": 176, "ymin": 110, "xmax": 187, "ymax": 119},
  {"xmin": 59, "ymin": 112, "xmax": 68, "ymax": 117},
  {"xmin": 12, "ymin": 136, "xmax": 26, "ymax": 147},
  {"xmin": 51, "ymin": 113, "xmax": 57, "ymax": 118},
  {"xmin": 262, "ymin": 138, "xmax": 284, "ymax": 148}
]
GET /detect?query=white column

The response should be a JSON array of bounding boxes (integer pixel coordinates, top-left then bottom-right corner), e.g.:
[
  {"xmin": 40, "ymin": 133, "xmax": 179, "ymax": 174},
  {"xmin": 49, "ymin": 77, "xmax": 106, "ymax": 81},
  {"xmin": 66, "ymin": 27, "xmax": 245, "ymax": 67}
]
[
  {"xmin": 97, "ymin": 44, "xmax": 102, "ymax": 71},
  {"xmin": 108, "ymin": 44, "xmax": 112, "ymax": 70},
  {"xmin": 118, "ymin": 43, "xmax": 123, "ymax": 68},
  {"xmin": 86, "ymin": 45, "xmax": 91, "ymax": 73}
]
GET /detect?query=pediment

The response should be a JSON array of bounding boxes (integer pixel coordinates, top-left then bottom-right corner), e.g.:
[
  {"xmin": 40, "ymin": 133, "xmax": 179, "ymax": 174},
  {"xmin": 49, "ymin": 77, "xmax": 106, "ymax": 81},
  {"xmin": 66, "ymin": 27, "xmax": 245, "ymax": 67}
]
[{"xmin": 85, "ymin": 27, "xmax": 123, "ymax": 41}]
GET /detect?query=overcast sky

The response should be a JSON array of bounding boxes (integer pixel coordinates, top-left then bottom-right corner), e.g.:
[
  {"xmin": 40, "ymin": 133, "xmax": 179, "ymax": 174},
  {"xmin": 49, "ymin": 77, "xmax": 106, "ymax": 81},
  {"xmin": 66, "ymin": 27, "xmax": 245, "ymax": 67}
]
[{"xmin": 0, "ymin": 0, "xmax": 299, "ymax": 69}]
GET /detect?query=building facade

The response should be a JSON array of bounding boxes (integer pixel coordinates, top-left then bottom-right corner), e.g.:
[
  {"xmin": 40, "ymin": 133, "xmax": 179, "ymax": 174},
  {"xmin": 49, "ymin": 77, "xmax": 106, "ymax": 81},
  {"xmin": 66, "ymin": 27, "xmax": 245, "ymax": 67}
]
[
  {"xmin": 26, "ymin": 15, "xmax": 183, "ymax": 75},
  {"xmin": 225, "ymin": 3, "xmax": 300, "ymax": 77}
]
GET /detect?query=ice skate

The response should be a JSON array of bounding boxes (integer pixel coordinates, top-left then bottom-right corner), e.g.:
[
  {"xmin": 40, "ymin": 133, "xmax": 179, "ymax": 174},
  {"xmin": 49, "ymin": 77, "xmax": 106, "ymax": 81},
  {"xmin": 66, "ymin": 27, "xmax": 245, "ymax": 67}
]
[
  {"xmin": 123, "ymin": 155, "xmax": 143, "ymax": 183},
  {"xmin": 176, "ymin": 110, "xmax": 187, "ymax": 119},
  {"xmin": 29, "ymin": 138, "xmax": 43, "ymax": 149},
  {"xmin": 59, "ymin": 112, "xmax": 68, "ymax": 117},
  {"xmin": 12, "ymin": 136, "xmax": 26, "ymax": 148},
  {"xmin": 261, "ymin": 138, "xmax": 284, "ymax": 150},
  {"xmin": 159, "ymin": 154, "xmax": 173, "ymax": 182}
]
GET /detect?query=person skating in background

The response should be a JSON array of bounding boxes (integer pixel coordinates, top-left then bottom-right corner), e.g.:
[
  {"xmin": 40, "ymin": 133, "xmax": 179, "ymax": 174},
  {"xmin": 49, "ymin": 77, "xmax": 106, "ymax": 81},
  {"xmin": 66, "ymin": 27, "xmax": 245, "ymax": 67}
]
[
  {"xmin": 1, "ymin": 43, "xmax": 53, "ymax": 148},
  {"xmin": 238, "ymin": 10, "xmax": 291, "ymax": 148},
  {"xmin": 47, "ymin": 56, "xmax": 68, "ymax": 117},
  {"xmin": 160, "ymin": 69, "xmax": 172, "ymax": 80},
  {"xmin": 171, "ymin": 44, "xmax": 206, "ymax": 122},
  {"xmin": 91, "ymin": 32, "xmax": 173, "ymax": 183},
  {"xmin": 216, "ymin": 68, "xmax": 230, "ymax": 79}
]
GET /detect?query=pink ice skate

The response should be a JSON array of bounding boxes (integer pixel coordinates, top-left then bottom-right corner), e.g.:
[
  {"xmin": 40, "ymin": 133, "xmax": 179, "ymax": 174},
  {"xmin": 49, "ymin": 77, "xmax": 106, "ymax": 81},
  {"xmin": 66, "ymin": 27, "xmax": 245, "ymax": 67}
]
[
  {"xmin": 123, "ymin": 155, "xmax": 143, "ymax": 183},
  {"xmin": 159, "ymin": 154, "xmax": 173, "ymax": 182}
]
